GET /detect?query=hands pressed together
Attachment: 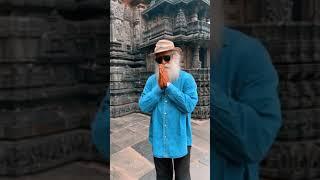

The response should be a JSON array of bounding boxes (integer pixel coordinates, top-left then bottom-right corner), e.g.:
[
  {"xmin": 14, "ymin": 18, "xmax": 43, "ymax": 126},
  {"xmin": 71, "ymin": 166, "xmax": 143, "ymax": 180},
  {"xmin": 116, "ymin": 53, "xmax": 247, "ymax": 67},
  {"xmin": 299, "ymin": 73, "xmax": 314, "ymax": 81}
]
[{"xmin": 158, "ymin": 64, "xmax": 169, "ymax": 89}]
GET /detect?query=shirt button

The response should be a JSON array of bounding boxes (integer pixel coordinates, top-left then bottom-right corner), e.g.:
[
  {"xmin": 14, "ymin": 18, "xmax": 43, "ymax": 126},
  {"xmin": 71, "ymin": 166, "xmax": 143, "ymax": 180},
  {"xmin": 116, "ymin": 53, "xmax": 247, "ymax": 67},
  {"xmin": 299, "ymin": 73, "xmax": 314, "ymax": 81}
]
[
  {"xmin": 164, "ymin": 112, "xmax": 167, "ymax": 115},
  {"xmin": 165, "ymin": 100, "xmax": 168, "ymax": 103}
]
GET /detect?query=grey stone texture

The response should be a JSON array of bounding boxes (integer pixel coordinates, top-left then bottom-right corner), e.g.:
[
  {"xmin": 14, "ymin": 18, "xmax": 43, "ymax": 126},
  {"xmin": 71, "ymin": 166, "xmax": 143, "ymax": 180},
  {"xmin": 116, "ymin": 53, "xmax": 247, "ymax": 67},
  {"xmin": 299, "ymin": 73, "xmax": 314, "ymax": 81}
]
[{"xmin": 0, "ymin": 0, "xmax": 107, "ymax": 177}]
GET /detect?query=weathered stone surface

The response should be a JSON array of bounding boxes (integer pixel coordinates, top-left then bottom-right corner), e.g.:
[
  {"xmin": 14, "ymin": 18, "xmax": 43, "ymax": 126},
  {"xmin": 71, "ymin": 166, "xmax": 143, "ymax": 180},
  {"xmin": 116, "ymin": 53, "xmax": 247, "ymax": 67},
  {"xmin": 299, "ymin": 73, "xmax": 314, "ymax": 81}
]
[
  {"xmin": 277, "ymin": 109, "xmax": 320, "ymax": 140},
  {"xmin": 111, "ymin": 143, "xmax": 122, "ymax": 155},
  {"xmin": 260, "ymin": 140, "xmax": 320, "ymax": 179},
  {"xmin": 110, "ymin": 103, "xmax": 139, "ymax": 118},
  {"xmin": 111, "ymin": 128, "xmax": 146, "ymax": 149},
  {"xmin": 0, "ymin": 102, "xmax": 97, "ymax": 140},
  {"xmin": 132, "ymin": 139, "xmax": 154, "ymax": 163},
  {"xmin": 111, "ymin": 147, "xmax": 154, "ymax": 179},
  {"xmin": 0, "ymin": 0, "xmax": 107, "ymax": 177},
  {"xmin": 0, "ymin": 130, "xmax": 103, "ymax": 176},
  {"xmin": 0, "ymin": 84, "xmax": 104, "ymax": 101},
  {"xmin": 139, "ymin": 169, "xmax": 156, "ymax": 180}
]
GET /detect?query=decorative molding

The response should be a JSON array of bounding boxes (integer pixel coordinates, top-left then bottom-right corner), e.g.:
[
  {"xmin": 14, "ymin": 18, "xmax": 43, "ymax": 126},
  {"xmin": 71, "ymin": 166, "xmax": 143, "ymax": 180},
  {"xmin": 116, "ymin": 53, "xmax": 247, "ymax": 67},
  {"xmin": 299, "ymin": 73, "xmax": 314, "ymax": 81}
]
[
  {"xmin": 0, "ymin": 130, "xmax": 104, "ymax": 176},
  {"xmin": 263, "ymin": 0, "xmax": 294, "ymax": 24}
]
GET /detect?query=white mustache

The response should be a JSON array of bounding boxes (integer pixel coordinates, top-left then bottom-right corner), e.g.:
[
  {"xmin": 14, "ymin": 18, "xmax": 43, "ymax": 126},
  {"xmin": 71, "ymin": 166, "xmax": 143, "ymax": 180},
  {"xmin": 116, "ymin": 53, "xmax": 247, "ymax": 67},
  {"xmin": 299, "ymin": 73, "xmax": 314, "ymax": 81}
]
[{"xmin": 155, "ymin": 60, "xmax": 180, "ymax": 82}]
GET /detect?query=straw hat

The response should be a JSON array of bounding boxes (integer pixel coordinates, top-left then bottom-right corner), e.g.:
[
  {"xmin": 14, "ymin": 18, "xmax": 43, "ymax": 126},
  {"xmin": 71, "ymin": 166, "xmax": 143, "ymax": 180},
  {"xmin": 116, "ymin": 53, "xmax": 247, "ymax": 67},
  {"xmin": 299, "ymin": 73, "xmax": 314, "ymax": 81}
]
[{"xmin": 151, "ymin": 39, "xmax": 182, "ymax": 55}]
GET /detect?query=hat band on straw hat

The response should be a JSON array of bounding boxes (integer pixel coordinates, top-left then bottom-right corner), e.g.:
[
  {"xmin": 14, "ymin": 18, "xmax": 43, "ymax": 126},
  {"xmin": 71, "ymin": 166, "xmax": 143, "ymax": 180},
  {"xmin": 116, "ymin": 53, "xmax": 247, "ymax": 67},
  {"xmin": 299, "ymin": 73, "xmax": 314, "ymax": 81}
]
[{"xmin": 150, "ymin": 39, "xmax": 182, "ymax": 55}]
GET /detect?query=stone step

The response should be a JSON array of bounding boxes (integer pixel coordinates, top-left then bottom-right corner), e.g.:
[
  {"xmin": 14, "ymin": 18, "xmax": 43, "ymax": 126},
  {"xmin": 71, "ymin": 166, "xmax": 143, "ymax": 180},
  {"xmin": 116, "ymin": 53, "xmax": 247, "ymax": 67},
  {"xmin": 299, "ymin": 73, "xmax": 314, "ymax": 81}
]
[{"xmin": 0, "ymin": 161, "xmax": 108, "ymax": 180}]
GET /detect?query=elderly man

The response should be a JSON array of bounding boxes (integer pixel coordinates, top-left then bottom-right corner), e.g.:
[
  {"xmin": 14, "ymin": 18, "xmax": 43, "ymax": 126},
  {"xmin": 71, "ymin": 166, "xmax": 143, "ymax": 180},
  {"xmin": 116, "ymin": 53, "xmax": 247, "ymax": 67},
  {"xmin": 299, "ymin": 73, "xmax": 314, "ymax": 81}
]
[{"xmin": 139, "ymin": 39, "xmax": 198, "ymax": 180}]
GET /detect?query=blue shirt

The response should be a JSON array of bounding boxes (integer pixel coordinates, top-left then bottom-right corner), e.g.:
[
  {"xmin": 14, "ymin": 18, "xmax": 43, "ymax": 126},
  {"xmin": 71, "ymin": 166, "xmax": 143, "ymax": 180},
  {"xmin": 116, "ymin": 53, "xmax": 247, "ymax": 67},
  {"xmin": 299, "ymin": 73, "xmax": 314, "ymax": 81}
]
[
  {"xmin": 139, "ymin": 70, "xmax": 198, "ymax": 158},
  {"xmin": 91, "ymin": 93, "xmax": 109, "ymax": 160},
  {"xmin": 211, "ymin": 27, "xmax": 282, "ymax": 180}
]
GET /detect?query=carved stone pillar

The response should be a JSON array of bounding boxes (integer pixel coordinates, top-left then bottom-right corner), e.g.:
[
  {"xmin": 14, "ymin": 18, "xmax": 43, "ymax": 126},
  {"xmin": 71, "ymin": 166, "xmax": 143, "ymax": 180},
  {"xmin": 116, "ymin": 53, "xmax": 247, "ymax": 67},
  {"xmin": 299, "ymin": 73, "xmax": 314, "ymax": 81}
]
[
  {"xmin": 206, "ymin": 48, "xmax": 210, "ymax": 68},
  {"xmin": 133, "ymin": 3, "xmax": 146, "ymax": 45},
  {"xmin": 176, "ymin": 9, "xmax": 187, "ymax": 26},
  {"xmin": 179, "ymin": 45, "xmax": 186, "ymax": 69},
  {"xmin": 191, "ymin": 11, "xmax": 198, "ymax": 22},
  {"xmin": 201, "ymin": 16, "xmax": 206, "ymax": 23},
  {"xmin": 192, "ymin": 45, "xmax": 201, "ymax": 69},
  {"xmin": 174, "ymin": 9, "xmax": 187, "ymax": 35}
]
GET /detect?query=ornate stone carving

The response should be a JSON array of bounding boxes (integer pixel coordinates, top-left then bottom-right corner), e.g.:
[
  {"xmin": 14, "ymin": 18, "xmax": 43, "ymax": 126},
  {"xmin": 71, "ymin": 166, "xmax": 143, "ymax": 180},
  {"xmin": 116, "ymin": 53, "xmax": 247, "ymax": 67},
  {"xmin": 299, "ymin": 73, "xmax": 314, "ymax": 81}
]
[
  {"xmin": 174, "ymin": 9, "xmax": 187, "ymax": 35},
  {"xmin": 260, "ymin": 141, "xmax": 320, "ymax": 179},
  {"xmin": 263, "ymin": 0, "xmax": 294, "ymax": 23},
  {"xmin": 0, "ymin": 1, "xmax": 106, "ymax": 177},
  {"xmin": 123, "ymin": 4, "xmax": 132, "ymax": 21},
  {"xmin": 175, "ymin": 9, "xmax": 187, "ymax": 28},
  {"xmin": 192, "ymin": 45, "xmax": 201, "ymax": 69},
  {"xmin": 0, "ymin": 130, "xmax": 102, "ymax": 176},
  {"xmin": 191, "ymin": 12, "xmax": 199, "ymax": 22}
]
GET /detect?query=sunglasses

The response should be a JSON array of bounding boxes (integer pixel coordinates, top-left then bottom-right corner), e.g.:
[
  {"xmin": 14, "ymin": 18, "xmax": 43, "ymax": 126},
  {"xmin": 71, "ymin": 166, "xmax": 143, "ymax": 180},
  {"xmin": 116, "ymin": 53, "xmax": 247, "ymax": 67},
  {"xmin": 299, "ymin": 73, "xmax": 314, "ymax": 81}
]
[{"xmin": 155, "ymin": 55, "xmax": 171, "ymax": 64}]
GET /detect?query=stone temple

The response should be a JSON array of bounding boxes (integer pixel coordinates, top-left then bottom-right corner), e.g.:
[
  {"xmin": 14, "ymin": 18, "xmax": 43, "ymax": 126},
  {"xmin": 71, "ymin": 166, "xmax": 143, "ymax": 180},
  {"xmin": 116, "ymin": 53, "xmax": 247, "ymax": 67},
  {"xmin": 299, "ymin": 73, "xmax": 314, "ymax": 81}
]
[{"xmin": 110, "ymin": 0, "xmax": 210, "ymax": 120}]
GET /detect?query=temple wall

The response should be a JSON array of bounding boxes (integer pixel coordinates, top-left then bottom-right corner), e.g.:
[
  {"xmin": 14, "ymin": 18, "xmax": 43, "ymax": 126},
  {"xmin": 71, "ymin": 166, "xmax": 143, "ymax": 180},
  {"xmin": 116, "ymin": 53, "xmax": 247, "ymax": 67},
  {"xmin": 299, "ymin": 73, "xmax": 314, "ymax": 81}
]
[
  {"xmin": 110, "ymin": 0, "xmax": 145, "ymax": 118},
  {"xmin": 0, "ymin": 1, "xmax": 106, "ymax": 176}
]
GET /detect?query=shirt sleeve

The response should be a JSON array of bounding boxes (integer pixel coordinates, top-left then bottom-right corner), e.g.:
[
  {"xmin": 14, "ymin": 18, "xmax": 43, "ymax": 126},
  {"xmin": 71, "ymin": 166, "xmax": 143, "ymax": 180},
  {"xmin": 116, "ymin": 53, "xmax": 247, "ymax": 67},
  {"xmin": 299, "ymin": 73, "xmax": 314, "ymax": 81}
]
[
  {"xmin": 139, "ymin": 76, "xmax": 164, "ymax": 113},
  {"xmin": 166, "ymin": 74, "xmax": 198, "ymax": 114},
  {"xmin": 91, "ymin": 94, "xmax": 109, "ymax": 160},
  {"xmin": 212, "ymin": 39, "xmax": 282, "ymax": 164}
]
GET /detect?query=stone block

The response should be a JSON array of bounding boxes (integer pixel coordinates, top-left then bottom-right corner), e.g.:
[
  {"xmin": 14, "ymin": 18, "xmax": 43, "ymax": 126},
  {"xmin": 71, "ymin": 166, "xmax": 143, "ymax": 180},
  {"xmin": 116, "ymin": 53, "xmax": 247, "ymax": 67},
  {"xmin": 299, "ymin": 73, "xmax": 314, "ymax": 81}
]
[
  {"xmin": 132, "ymin": 139, "xmax": 154, "ymax": 163},
  {"xmin": 111, "ymin": 147, "xmax": 153, "ymax": 179},
  {"xmin": 0, "ymin": 130, "xmax": 103, "ymax": 176}
]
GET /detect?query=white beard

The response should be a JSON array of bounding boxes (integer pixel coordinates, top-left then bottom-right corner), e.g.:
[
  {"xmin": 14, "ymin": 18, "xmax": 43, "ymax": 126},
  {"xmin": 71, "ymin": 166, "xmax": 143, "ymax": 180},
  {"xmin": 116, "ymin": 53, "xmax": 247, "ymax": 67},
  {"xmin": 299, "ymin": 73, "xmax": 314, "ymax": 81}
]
[{"xmin": 155, "ymin": 56, "xmax": 181, "ymax": 82}]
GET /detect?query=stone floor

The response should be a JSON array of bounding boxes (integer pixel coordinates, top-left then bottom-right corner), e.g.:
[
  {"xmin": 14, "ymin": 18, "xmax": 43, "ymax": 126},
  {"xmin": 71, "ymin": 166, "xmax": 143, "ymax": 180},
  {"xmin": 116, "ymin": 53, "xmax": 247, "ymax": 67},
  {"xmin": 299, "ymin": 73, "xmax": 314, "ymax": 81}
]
[{"xmin": 110, "ymin": 113, "xmax": 210, "ymax": 180}]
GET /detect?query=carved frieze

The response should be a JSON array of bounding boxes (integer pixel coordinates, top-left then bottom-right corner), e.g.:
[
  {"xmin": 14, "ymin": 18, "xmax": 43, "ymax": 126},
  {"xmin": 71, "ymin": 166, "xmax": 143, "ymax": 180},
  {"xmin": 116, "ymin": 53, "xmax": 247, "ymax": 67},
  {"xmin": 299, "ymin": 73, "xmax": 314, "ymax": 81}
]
[
  {"xmin": 0, "ymin": 130, "xmax": 102, "ymax": 176},
  {"xmin": 263, "ymin": 0, "xmax": 294, "ymax": 23}
]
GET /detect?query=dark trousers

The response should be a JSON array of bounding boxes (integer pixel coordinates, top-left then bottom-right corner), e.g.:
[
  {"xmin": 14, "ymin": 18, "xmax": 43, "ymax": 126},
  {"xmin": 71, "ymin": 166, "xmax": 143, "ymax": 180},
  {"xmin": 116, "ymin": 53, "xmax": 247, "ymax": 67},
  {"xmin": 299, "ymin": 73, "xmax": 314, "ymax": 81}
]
[{"xmin": 153, "ymin": 146, "xmax": 191, "ymax": 180}]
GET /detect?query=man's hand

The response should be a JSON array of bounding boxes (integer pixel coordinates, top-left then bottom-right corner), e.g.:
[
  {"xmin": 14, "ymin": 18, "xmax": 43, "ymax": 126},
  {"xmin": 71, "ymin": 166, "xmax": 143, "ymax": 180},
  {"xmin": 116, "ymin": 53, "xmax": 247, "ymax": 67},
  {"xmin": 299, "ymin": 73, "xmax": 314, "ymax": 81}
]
[{"xmin": 158, "ymin": 64, "xmax": 169, "ymax": 89}]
